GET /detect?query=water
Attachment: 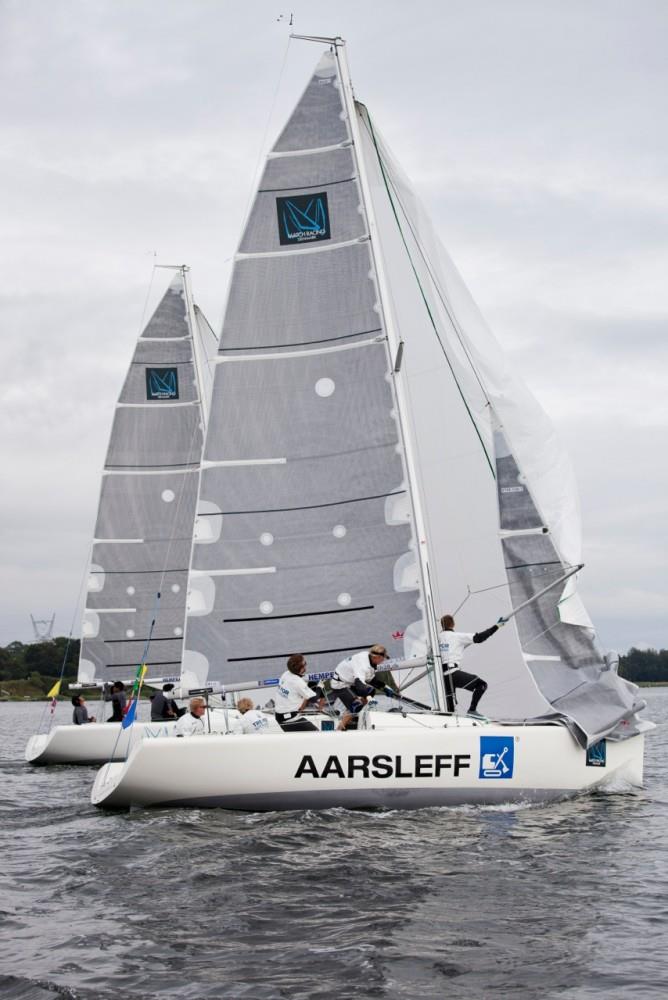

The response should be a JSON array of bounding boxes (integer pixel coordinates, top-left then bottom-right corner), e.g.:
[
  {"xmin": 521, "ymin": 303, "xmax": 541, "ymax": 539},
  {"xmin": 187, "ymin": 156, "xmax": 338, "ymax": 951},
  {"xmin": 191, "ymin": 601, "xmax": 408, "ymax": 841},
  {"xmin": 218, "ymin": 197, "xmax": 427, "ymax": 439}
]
[{"xmin": 1, "ymin": 693, "xmax": 667, "ymax": 1000}]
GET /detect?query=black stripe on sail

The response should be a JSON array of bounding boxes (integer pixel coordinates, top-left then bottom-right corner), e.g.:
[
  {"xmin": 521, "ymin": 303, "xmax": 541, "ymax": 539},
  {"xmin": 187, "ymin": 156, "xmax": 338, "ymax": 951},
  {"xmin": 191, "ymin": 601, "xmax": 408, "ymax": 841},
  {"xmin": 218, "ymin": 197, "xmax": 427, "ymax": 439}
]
[
  {"xmin": 505, "ymin": 561, "xmax": 563, "ymax": 571},
  {"xmin": 103, "ymin": 637, "xmax": 184, "ymax": 644},
  {"xmin": 229, "ymin": 645, "xmax": 376, "ymax": 663},
  {"xmin": 89, "ymin": 569, "xmax": 188, "ymax": 575},
  {"xmin": 258, "ymin": 176, "xmax": 356, "ymax": 193},
  {"xmin": 105, "ymin": 462, "xmax": 199, "ymax": 470},
  {"xmin": 197, "ymin": 490, "xmax": 407, "ymax": 517},
  {"xmin": 224, "ymin": 605, "xmax": 373, "ymax": 624},
  {"xmin": 220, "ymin": 327, "xmax": 383, "ymax": 353},
  {"xmin": 103, "ymin": 661, "xmax": 182, "ymax": 669}
]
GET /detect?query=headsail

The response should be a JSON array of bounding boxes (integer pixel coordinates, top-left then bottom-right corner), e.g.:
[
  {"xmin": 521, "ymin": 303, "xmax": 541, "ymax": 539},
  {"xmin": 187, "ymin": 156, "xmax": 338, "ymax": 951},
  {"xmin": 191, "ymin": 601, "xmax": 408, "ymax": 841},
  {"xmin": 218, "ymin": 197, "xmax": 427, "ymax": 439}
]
[
  {"xmin": 182, "ymin": 52, "xmax": 428, "ymax": 694},
  {"xmin": 355, "ymin": 100, "xmax": 645, "ymax": 743},
  {"xmin": 79, "ymin": 270, "xmax": 206, "ymax": 687},
  {"xmin": 492, "ymin": 417, "xmax": 643, "ymax": 745}
]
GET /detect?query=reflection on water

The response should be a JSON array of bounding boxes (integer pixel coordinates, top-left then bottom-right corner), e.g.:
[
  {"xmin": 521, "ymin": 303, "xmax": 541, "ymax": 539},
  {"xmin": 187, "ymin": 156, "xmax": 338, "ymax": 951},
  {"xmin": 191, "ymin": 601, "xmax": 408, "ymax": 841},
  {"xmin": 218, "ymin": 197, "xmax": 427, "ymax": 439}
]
[{"xmin": 1, "ymin": 691, "xmax": 667, "ymax": 999}]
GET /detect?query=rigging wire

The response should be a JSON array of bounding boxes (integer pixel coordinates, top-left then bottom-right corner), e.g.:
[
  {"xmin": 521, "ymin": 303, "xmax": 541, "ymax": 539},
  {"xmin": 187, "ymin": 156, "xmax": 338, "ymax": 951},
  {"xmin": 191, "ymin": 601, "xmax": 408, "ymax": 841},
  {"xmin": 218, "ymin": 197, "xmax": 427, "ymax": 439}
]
[
  {"xmin": 37, "ymin": 550, "xmax": 92, "ymax": 737},
  {"xmin": 237, "ymin": 34, "xmax": 293, "ymax": 241}
]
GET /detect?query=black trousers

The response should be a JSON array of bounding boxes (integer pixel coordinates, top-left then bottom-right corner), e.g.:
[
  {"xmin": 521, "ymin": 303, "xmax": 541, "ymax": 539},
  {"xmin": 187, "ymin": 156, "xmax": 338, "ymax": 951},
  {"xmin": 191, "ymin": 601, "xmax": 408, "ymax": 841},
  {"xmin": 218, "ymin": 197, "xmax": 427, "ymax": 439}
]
[
  {"xmin": 449, "ymin": 668, "xmax": 488, "ymax": 713},
  {"xmin": 275, "ymin": 711, "xmax": 318, "ymax": 732}
]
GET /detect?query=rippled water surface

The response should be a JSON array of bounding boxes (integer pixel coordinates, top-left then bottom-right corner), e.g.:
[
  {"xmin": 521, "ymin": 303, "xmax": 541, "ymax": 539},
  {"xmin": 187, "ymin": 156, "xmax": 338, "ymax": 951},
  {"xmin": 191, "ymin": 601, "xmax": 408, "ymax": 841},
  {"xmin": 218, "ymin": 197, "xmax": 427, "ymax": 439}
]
[{"xmin": 1, "ymin": 693, "xmax": 667, "ymax": 999}]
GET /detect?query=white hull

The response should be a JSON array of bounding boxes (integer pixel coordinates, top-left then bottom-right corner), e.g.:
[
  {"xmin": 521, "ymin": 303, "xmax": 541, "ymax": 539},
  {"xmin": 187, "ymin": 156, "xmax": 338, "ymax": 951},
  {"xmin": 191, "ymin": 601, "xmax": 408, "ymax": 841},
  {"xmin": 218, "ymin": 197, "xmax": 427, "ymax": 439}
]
[
  {"xmin": 91, "ymin": 713, "xmax": 645, "ymax": 810},
  {"xmin": 25, "ymin": 708, "xmax": 246, "ymax": 766}
]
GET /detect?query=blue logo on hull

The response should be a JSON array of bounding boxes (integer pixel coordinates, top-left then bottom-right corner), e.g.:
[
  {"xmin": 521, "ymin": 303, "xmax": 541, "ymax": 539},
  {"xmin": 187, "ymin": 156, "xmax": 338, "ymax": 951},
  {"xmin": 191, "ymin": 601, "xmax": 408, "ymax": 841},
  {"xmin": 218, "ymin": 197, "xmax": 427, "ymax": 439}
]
[
  {"xmin": 479, "ymin": 735, "xmax": 514, "ymax": 779},
  {"xmin": 146, "ymin": 367, "xmax": 179, "ymax": 400},
  {"xmin": 277, "ymin": 192, "xmax": 331, "ymax": 245},
  {"xmin": 586, "ymin": 740, "xmax": 606, "ymax": 767}
]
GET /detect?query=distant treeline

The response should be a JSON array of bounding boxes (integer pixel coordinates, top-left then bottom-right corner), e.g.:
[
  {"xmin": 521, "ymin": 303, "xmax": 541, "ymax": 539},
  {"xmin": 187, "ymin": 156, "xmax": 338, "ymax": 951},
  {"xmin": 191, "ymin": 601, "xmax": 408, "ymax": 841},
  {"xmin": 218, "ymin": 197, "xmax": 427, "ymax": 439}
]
[
  {"xmin": 618, "ymin": 647, "xmax": 668, "ymax": 684},
  {"xmin": 0, "ymin": 637, "xmax": 80, "ymax": 698},
  {"xmin": 0, "ymin": 639, "xmax": 666, "ymax": 696}
]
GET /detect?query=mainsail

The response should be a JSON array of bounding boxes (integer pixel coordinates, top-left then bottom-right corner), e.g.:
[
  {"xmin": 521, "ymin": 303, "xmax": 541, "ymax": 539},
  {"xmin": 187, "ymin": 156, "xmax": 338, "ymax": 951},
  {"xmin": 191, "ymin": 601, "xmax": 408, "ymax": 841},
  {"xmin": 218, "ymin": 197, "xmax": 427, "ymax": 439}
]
[
  {"xmin": 79, "ymin": 270, "xmax": 206, "ymax": 687},
  {"xmin": 182, "ymin": 51, "xmax": 427, "ymax": 693}
]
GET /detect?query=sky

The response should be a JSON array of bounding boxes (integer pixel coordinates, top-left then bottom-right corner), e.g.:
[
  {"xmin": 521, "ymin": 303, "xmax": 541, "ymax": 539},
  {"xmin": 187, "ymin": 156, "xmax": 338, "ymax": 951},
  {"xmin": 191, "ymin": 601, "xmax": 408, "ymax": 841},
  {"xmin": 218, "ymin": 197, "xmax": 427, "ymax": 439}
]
[{"xmin": 1, "ymin": 0, "xmax": 666, "ymax": 653}]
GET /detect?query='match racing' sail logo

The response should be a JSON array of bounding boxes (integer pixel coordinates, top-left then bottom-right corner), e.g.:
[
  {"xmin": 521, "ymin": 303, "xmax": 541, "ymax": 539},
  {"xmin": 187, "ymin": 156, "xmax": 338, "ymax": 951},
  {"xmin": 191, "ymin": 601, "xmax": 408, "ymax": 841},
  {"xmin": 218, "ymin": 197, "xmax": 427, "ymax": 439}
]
[
  {"xmin": 146, "ymin": 367, "xmax": 179, "ymax": 400},
  {"xmin": 277, "ymin": 192, "xmax": 330, "ymax": 245}
]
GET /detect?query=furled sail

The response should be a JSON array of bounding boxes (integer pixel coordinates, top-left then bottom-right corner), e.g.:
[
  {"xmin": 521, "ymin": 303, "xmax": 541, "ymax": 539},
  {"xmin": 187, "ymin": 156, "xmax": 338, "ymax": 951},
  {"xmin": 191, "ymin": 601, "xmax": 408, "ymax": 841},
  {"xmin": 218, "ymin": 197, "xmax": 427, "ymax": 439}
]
[
  {"xmin": 355, "ymin": 103, "xmax": 645, "ymax": 743},
  {"xmin": 182, "ymin": 52, "xmax": 425, "ymax": 693},
  {"xmin": 79, "ymin": 271, "xmax": 205, "ymax": 687}
]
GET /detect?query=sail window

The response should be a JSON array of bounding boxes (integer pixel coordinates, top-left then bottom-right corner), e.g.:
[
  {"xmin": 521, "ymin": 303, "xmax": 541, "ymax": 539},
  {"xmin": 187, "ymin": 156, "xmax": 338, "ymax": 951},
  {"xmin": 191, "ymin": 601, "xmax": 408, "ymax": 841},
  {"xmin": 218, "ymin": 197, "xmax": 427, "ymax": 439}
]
[{"xmin": 315, "ymin": 377, "xmax": 335, "ymax": 397}]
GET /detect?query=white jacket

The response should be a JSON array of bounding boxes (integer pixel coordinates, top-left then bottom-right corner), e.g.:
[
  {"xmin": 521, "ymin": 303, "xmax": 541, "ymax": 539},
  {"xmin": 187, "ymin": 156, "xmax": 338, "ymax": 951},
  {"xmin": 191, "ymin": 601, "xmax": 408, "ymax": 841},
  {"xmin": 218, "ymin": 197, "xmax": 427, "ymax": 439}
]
[
  {"xmin": 231, "ymin": 710, "xmax": 271, "ymax": 735},
  {"xmin": 438, "ymin": 630, "xmax": 475, "ymax": 666},
  {"xmin": 174, "ymin": 711, "xmax": 206, "ymax": 737},
  {"xmin": 331, "ymin": 651, "xmax": 375, "ymax": 690},
  {"xmin": 275, "ymin": 670, "xmax": 315, "ymax": 713}
]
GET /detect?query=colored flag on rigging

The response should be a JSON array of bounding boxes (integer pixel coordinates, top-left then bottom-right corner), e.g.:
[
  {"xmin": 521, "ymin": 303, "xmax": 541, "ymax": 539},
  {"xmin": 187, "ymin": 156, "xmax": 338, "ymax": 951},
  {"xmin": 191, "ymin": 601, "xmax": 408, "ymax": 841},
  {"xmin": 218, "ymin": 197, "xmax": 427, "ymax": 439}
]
[{"xmin": 122, "ymin": 663, "xmax": 147, "ymax": 729}]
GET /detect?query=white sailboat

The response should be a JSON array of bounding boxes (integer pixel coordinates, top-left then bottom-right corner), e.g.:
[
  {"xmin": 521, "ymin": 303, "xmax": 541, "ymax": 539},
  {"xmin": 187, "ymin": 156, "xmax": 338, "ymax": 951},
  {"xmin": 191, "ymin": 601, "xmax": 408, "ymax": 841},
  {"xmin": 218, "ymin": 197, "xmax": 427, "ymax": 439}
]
[
  {"xmin": 92, "ymin": 38, "xmax": 651, "ymax": 809},
  {"xmin": 26, "ymin": 267, "xmax": 217, "ymax": 765}
]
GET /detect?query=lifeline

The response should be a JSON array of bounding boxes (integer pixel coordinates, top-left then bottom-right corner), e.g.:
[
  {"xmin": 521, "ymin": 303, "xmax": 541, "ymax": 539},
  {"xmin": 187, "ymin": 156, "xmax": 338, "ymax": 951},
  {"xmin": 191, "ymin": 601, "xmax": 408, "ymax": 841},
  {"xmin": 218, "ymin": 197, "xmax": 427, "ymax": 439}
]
[{"xmin": 294, "ymin": 753, "xmax": 472, "ymax": 779}]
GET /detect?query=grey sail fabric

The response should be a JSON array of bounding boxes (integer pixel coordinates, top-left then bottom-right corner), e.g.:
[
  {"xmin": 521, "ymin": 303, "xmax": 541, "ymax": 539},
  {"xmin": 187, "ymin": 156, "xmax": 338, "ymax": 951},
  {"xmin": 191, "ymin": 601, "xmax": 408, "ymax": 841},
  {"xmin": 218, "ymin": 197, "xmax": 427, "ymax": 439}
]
[
  {"xmin": 183, "ymin": 51, "xmax": 423, "ymax": 692},
  {"xmin": 79, "ymin": 273, "xmax": 204, "ymax": 686},
  {"xmin": 493, "ymin": 422, "xmax": 644, "ymax": 745}
]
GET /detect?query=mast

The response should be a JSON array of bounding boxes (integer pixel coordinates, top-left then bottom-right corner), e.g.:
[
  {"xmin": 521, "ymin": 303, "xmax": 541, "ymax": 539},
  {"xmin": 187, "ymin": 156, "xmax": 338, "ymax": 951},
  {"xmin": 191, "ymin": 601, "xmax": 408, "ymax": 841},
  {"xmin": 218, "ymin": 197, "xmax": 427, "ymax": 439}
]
[{"xmin": 332, "ymin": 38, "xmax": 449, "ymax": 713}]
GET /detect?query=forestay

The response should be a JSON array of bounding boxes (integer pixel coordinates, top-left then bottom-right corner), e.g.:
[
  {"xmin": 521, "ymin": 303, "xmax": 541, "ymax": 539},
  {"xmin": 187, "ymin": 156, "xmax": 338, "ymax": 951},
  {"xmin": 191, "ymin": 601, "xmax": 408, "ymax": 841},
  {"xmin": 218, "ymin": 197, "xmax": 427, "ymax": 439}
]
[
  {"xmin": 79, "ymin": 271, "xmax": 205, "ymax": 687},
  {"xmin": 182, "ymin": 52, "xmax": 427, "ymax": 693}
]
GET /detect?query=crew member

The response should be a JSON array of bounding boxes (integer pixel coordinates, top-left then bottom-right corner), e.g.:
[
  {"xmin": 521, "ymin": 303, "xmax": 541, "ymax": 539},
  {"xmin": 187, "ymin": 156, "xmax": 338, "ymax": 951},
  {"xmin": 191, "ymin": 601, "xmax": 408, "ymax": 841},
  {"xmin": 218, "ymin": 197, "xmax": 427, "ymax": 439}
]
[
  {"xmin": 330, "ymin": 644, "xmax": 398, "ymax": 716},
  {"xmin": 438, "ymin": 613, "xmax": 505, "ymax": 716},
  {"xmin": 231, "ymin": 697, "xmax": 271, "ymax": 735},
  {"xmin": 105, "ymin": 681, "xmax": 127, "ymax": 723},
  {"xmin": 151, "ymin": 683, "xmax": 184, "ymax": 721},
  {"xmin": 174, "ymin": 697, "xmax": 208, "ymax": 736},
  {"xmin": 71, "ymin": 694, "xmax": 95, "ymax": 725},
  {"xmin": 275, "ymin": 655, "xmax": 325, "ymax": 732}
]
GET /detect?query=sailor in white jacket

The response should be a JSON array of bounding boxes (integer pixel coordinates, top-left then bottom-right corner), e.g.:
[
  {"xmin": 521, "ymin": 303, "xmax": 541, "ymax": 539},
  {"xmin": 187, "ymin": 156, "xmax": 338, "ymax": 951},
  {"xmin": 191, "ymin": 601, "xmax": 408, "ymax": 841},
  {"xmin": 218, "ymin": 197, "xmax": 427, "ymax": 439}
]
[
  {"xmin": 174, "ymin": 697, "xmax": 208, "ymax": 736},
  {"xmin": 439, "ymin": 613, "xmax": 505, "ymax": 715},
  {"xmin": 275, "ymin": 654, "xmax": 325, "ymax": 732},
  {"xmin": 331, "ymin": 644, "xmax": 397, "ymax": 714},
  {"xmin": 231, "ymin": 697, "xmax": 271, "ymax": 734}
]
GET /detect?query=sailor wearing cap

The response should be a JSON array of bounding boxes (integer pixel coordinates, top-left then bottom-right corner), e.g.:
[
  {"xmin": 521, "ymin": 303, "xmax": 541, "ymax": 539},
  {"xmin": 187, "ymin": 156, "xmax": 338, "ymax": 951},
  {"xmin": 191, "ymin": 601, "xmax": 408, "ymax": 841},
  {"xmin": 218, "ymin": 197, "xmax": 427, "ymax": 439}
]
[{"xmin": 330, "ymin": 644, "xmax": 398, "ymax": 715}]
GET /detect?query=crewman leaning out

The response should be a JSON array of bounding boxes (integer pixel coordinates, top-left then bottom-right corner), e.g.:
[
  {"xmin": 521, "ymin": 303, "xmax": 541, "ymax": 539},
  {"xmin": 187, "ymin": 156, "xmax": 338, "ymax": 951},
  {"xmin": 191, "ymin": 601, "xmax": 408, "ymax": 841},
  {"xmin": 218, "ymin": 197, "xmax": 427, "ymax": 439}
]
[
  {"xmin": 438, "ymin": 613, "xmax": 506, "ymax": 716},
  {"xmin": 331, "ymin": 643, "xmax": 399, "ymax": 728}
]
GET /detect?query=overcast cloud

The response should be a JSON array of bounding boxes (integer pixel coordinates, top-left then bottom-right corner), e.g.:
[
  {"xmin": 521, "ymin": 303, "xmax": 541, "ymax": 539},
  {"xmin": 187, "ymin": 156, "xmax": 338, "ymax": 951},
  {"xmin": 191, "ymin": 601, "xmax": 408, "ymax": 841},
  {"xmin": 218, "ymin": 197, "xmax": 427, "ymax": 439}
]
[{"xmin": 1, "ymin": 0, "xmax": 666, "ymax": 652}]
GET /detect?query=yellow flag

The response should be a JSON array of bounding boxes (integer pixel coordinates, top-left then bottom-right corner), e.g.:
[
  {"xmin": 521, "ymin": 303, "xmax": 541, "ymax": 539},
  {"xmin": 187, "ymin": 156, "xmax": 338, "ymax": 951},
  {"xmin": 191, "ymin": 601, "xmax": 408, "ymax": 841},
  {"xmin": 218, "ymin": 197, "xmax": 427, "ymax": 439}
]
[{"xmin": 47, "ymin": 680, "xmax": 61, "ymax": 699}]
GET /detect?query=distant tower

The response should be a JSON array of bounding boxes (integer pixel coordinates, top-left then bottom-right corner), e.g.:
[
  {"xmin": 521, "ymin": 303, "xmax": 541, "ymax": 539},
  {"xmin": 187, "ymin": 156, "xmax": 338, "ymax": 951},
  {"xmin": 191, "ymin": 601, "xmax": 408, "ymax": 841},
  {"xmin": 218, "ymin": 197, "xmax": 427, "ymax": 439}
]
[{"xmin": 30, "ymin": 613, "xmax": 56, "ymax": 643}]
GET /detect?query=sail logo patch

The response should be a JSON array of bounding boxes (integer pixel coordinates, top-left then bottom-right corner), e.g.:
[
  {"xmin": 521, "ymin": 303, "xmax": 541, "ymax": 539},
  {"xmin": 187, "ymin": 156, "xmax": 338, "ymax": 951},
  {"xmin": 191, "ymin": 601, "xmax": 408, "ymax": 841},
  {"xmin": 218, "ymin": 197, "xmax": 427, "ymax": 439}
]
[
  {"xmin": 277, "ymin": 192, "xmax": 330, "ymax": 245},
  {"xmin": 586, "ymin": 740, "xmax": 606, "ymax": 767},
  {"xmin": 479, "ymin": 735, "xmax": 514, "ymax": 779},
  {"xmin": 146, "ymin": 367, "xmax": 179, "ymax": 400}
]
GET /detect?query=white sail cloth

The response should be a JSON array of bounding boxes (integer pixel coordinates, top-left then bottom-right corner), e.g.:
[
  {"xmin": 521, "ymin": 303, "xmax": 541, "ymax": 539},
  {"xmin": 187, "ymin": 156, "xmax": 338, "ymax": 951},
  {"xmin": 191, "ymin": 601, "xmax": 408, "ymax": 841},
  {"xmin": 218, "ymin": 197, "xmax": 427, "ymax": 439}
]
[{"xmin": 356, "ymin": 106, "xmax": 645, "ymax": 741}]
